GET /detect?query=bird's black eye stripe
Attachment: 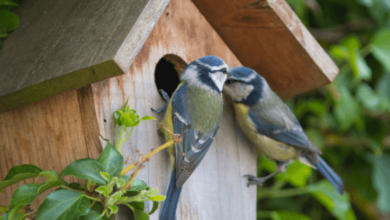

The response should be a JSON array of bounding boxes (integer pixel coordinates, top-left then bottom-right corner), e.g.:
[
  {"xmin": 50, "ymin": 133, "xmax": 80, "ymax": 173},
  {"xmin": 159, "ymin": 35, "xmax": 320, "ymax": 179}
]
[{"xmin": 225, "ymin": 79, "xmax": 233, "ymax": 84}]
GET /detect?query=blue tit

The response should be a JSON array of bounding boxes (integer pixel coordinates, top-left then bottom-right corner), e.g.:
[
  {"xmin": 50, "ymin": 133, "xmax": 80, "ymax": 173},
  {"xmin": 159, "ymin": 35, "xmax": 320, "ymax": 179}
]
[
  {"xmin": 154, "ymin": 56, "xmax": 231, "ymax": 220},
  {"xmin": 223, "ymin": 67, "xmax": 344, "ymax": 194}
]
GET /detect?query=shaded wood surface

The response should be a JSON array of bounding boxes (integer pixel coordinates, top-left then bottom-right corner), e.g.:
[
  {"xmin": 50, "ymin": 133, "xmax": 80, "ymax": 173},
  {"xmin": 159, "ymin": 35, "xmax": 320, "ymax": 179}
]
[
  {"xmin": 0, "ymin": 0, "xmax": 169, "ymax": 113},
  {"xmin": 192, "ymin": 0, "xmax": 339, "ymax": 99},
  {"xmin": 0, "ymin": 86, "xmax": 102, "ymax": 208},
  {"xmin": 91, "ymin": 0, "xmax": 257, "ymax": 219}
]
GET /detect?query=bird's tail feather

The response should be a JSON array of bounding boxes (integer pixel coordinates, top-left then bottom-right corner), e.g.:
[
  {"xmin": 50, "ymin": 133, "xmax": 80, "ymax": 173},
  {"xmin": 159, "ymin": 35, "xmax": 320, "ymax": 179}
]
[
  {"xmin": 160, "ymin": 168, "xmax": 182, "ymax": 220},
  {"xmin": 312, "ymin": 155, "xmax": 344, "ymax": 195}
]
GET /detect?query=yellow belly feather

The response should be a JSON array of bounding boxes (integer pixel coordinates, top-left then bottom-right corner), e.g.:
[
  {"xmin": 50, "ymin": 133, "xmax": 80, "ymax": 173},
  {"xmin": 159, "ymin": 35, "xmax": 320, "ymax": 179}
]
[{"xmin": 234, "ymin": 104, "xmax": 298, "ymax": 161}]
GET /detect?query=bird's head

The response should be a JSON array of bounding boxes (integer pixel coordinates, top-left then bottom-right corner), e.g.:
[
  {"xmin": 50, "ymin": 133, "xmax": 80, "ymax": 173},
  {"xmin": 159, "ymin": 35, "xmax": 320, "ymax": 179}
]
[
  {"xmin": 181, "ymin": 56, "xmax": 231, "ymax": 93},
  {"xmin": 223, "ymin": 67, "xmax": 269, "ymax": 106}
]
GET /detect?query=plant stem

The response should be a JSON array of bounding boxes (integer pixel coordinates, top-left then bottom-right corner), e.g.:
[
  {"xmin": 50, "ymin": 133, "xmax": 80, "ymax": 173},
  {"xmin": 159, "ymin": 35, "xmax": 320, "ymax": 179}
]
[
  {"xmin": 120, "ymin": 140, "xmax": 174, "ymax": 176},
  {"xmin": 115, "ymin": 125, "xmax": 119, "ymax": 148},
  {"xmin": 360, "ymin": 44, "xmax": 372, "ymax": 57},
  {"xmin": 82, "ymin": 194, "xmax": 101, "ymax": 202},
  {"xmin": 21, "ymin": 211, "xmax": 37, "ymax": 219},
  {"xmin": 257, "ymin": 187, "xmax": 309, "ymax": 200},
  {"xmin": 125, "ymin": 126, "xmax": 135, "ymax": 143},
  {"xmin": 122, "ymin": 166, "xmax": 141, "ymax": 191}
]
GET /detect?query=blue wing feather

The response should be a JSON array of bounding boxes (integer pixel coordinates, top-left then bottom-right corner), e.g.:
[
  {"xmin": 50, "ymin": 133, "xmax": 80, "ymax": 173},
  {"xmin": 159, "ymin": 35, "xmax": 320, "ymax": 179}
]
[
  {"xmin": 171, "ymin": 83, "xmax": 219, "ymax": 188},
  {"xmin": 248, "ymin": 97, "xmax": 321, "ymax": 154}
]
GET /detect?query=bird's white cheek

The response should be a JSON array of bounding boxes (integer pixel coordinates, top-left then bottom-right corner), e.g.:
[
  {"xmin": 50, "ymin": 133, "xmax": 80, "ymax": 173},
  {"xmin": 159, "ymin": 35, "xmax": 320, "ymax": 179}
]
[{"xmin": 209, "ymin": 72, "xmax": 227, "ymax": 91}]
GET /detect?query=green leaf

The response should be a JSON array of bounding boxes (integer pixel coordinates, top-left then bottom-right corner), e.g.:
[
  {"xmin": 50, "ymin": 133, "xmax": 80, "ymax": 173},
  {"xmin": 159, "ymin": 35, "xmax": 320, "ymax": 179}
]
[
  {"xmin": 356, "ymin": 83, "xmax": 381, "ymax": 110},
  {"xmin": 114, "ymin": 110, "xmax": 123, "ymax": 126},
  {"xmin": 121, "ymin": 113, "xmax": 136, "ymax": 127},
  {"xmin": 98, "ymin": 141, "xmax": 124, "ymax": 177},
  {"xmin": 140, "ymin": 116, "xmax": 156, "ymax": 121},
  {"xmin": 0, "ymin": 30, "xmax": 7, "ymax": 38},
  {"xmin": 100, "ymin": 172, "xmax": 110, "ymax": 182},
  {"xmin": 127, "ymin": 203, "xmax": 149, "ymax": 220},
  {"xmin": 147, "ymin": 195, "xmax": 166, "ymax": 201},
  {"xmin": 38, "ymin": 170, "xmax": 59, "ymax": 180},
  {"xmin": 9, "ymin": 183, "xmax": 40, "ymax": 210},
  {"xmin": 376, "ymin": 72, "xmax": 390, "ymax": 111},
  {"xmin": 79, "ymin": 210, "xmax": 110, "ymax": 220},
  {"xmin": 149, "ymin": 201, "xmax": 159, "ymax": 215},
  {"xmin": 353, "ymin": 50, "xmax": 372, "ymax": 80},
  {"xmin": 306, "ymin": 100, "xmax": 327, "ymax": 116},
  {"xmin": 2, "ymin": 212, "xmax": 24, "ymax": 220},
  {"xmin": 0, "ymin": 10, "xmax": 19, "ymax": 32},
  {"xmin": 0, "ymin": 206, "xmax": 8, "ymax": 213},
  {"xmin": 371, "ymin": 29, "xmax": 390, "ymax": 72},
  {"xmin": 272, "ymin": 211, "xmax": 311, "ymax": 220},
  {"xmin": 369, "ymin": 154, "xmax": 390, "ymax": 213},
  {"xmin": 284, "ymin": 161, "xmax": 312, "ymax": 187},
  {"xmin": 95, "ymin": 186, "xmax": 110, "ymax": 197},
  {"xmin": 357, "ymin": 0, "xmax": 373, "ymax": 7},
  {"xmin": 8, "ymin": 180, "xmax": 62, "ymax": 218},
  {"xmin": 308, "ymin": 181, "xmax": 356, "ymax": 220},
  {"xmin": 37, "ymin": 189, "xmax": 90, "ymax": 220},
  {"xmin": 127, "ymin": 178, "xmax": 148, "ymax": 193},
  {"xmin": 0, "ymin": 164, "xmax": 42, "ymax": 190},
  {"xmin": 0, "ymin": 0, "xmax": 17, "ymax": 6},
  {"xmin": 334, "ymin": 86, "xmax": 361, "ymax": 130},
  {"xmin": 108, "ymin": 205, "xmax": 118, "ymax": 215},
  {"xmin": 330, "ymin": 45, "xmax": 348, "ymax": 60},
  {"xmin": 61, "ymin": 158, "xmax": 106, "ymax": 184}
]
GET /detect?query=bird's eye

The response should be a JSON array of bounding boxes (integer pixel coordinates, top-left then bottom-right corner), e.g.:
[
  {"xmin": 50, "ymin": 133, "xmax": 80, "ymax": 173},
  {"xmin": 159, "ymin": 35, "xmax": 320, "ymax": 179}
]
[
  {"xmin": 225, "ymin": 79, "xmax": 233, "ymax": 84},
  {"xmin": 221, "ymin": 68, "xmax": 227, "ymax": 74}
]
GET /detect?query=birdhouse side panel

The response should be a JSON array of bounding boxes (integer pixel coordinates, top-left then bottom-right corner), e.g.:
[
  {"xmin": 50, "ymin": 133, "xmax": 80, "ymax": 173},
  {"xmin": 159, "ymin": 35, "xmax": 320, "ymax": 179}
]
[
  {"xmin": 0, "ymin": 86, "xmax": 102, "ymax": 209},
  {"xmin": 90, "ymin": 0, "xmax": 257, "ymax": 219}
]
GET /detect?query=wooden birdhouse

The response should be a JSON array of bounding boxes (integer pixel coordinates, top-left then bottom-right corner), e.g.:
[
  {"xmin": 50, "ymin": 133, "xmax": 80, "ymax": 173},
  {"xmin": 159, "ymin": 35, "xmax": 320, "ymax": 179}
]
[{"xmin": 0, "ymin": 0, "xmax": 338, "ymax": 219}]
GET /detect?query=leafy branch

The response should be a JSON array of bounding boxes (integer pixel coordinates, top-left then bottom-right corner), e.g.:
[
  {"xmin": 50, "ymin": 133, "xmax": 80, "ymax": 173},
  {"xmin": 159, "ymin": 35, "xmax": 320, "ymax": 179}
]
[{"xmin": 0, "ymin": 100, "xmax": 169, "ymax": 220}]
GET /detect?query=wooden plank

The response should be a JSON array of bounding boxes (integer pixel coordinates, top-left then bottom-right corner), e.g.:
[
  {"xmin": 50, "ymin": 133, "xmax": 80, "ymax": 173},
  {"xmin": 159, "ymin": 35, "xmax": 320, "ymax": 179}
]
[
  {"xmin": 192, "ymin": 0, "xmax": 339, "ymax": 99},
  {"xmin": 91, "ymin": 0, "xmax": 257, "ymax": 219},
  {"xmin": 77, "ymin": 86, "xmax": 103, "ymax": 159},
  {"xmin": 0, "ymin": 87, "xmax": 102, "ymax": 209},
  {"xmin": 0, "ymin": 0, "xmax": 169, "ymax": 113}
]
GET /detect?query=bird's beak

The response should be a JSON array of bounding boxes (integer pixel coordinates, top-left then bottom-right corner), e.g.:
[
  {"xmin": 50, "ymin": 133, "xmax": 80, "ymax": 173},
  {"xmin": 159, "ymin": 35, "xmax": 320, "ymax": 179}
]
[{"xmin": 226, "ymin": 71, "xmax": 233, "ymax": 78}]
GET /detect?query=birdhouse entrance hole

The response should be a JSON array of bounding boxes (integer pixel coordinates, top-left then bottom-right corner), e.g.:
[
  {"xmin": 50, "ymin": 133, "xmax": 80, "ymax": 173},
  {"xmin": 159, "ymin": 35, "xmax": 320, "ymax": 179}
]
[{"xmin": 154, "ymin": 54, "xmax": 187, "ymax": 98}]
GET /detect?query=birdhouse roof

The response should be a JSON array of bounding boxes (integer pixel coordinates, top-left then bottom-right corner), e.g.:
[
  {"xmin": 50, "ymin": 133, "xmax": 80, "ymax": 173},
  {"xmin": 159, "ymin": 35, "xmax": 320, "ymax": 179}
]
[{"xmin": 0, "ymin": 0, "xmax": 338, "ymax": 113}]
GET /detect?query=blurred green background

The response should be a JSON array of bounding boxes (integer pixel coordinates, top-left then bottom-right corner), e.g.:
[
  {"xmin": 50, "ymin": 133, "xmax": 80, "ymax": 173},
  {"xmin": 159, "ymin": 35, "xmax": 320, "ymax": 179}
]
[
  {"xmin": 2, "ymin": 0, "xmax": 390, "ymax": 219},
  {"xmin": 256, "ymin": 0, "xmax": 390, "ymax": 219}
]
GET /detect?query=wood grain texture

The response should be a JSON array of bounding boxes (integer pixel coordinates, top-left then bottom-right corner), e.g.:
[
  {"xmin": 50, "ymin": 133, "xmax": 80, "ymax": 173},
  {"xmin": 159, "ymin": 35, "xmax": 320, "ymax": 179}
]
[
  {"xmin": 91, "ymin": 0, "xmax": 257, "ymax": 219},
  {"xmin": 0, "ymin": 0, "xmax": 169, "ymax": 112},
  {"xmin": 0, "ymin": 86, "xmax": 102, "ymax": 208},
  {"xmin": 192, "ymin": 0, "xmax": 339, "ymax": 99}
]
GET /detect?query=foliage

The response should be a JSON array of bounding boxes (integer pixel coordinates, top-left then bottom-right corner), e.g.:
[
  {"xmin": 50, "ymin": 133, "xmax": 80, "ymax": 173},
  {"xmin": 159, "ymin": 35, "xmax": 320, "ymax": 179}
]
[
  {"xmin": 0, "ymin": 0, "xmax": 20, "ymax": 45},
  {"xmin": 0, "ymin": 102, "xmax": 161, "ymax": 220},
  {"xmin": 257, "ymin": 0, "xmax": 390, "ymax": 219}
]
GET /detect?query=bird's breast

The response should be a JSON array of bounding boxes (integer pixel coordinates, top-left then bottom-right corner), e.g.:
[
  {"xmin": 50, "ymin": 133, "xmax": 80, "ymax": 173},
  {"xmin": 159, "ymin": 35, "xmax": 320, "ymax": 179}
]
[{"xmin": 185, "ymin": 86, "xmax": 223, "ymax": 132}]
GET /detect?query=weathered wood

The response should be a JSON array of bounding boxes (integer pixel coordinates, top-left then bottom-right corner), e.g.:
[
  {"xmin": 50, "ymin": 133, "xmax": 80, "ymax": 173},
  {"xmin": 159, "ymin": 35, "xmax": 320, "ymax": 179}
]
[
  {"xmin": 91, "ymin": 0, "xmax": 257, "ymax": 219},
  {"xmin": 192, "ymin": 0, "xmax": 339, "ymax": 99},
  {"xmin": 0, "ymin": 0, "xmax": 169, "ymax": 113},
  {"xmin": 0, "ymin": 86, "xmax": 102, "ymax": 209}
]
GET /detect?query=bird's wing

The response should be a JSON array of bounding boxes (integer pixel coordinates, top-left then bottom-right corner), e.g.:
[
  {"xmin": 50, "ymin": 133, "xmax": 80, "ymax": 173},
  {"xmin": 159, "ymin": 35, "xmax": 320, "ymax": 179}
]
[
  {"xmin": 248, "ymin": 92, "xmax": 321, "ymax": 154},
  {"xmin": 171, "ymin": 83, "xmax": 220, "ymax": 188}
]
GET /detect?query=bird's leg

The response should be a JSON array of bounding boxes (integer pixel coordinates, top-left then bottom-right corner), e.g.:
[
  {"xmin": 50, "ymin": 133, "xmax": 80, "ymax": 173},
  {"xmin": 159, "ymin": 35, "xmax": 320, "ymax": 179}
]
[
  {"xmin": 151, "ymin": 89, "xmax": 170, "ymax": 113},
  {"xmin": 244, "ymin": 161, "xmax": 288, "ymax": 187}
]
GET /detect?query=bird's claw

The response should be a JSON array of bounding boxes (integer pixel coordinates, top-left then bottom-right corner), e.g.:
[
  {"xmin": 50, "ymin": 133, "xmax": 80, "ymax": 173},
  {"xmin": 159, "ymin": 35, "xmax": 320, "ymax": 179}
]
[
  {"xmin": 243, "ymin": 174, "xmax": 264, "ymax": 187},
  {"xmin": 151, "ymin": 89, "xmax": 170, "ymax": 113}
]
